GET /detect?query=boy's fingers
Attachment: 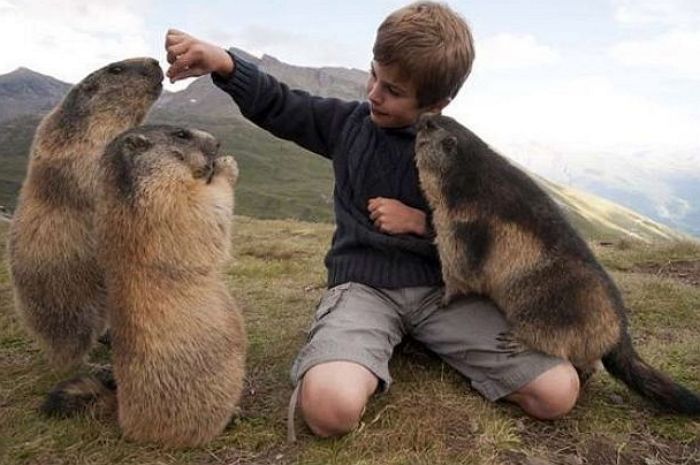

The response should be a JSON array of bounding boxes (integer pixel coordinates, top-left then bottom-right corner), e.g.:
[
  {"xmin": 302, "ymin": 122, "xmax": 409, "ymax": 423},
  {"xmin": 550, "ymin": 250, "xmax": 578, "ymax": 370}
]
[
  {"xmin": 175, "ymin": 68, "xmax": 201, "ymax": 81},
  {"xmin": 368, "ymin": 197, "xmax": 384, "ymax": 210},
  {"xmin": 166, "ymin": 42, "xmax": 191, "ymax": 66},
  {"xmin": 170, "ymin": 48, "xmax": 196, "ymax": 71},
  {"xmin": 167, "ymin": 41, "xmax": 190, "ymax": 58},
  {"xmin": 168, "ymin": 62, "xmax": 205, "ymax": 82},
  {"xmin": 166, "ymin": 60, "xmax": 191, "ymax": 81},
  {"xmin": 165, "ymin": 29, "xmax": 188, "ymax": 47},
  {"xmin": 165, "ymin": 30, "xmax": 189, "ymax": 66}
]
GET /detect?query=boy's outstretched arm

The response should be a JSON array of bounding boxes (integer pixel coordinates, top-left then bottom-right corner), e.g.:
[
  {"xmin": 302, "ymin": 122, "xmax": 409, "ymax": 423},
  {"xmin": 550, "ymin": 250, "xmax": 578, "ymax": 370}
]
[
  {"xmin": 163, "ymin": 29, "xmax": 359, "ymax": 159},
  {"xmin": 165, "ymin": 29, "xmax": 234, "ymax": 83}
]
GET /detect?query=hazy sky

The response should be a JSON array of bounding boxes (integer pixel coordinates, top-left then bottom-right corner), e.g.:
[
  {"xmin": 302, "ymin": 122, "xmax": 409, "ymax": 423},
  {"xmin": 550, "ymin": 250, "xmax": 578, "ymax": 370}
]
[{"xmin": 1, "ymin": 0, "xmax": 699, "ymax": 157}]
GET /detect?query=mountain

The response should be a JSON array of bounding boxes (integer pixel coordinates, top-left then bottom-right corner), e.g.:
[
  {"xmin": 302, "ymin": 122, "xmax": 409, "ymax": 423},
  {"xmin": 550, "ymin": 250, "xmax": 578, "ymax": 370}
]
[
  {"xmin": 0, "ymin": 67, "xmax": 71, "ymax": 123},
  {"xmin": 498, "ymin": 141, "xmax": 700, "ymax": 238},
  {"xmin": 0, "ymin": 56, "xmax": 692, "ymax": 242},
  {"xmin": 150, "ymin": 47, "xmax": 367, "ymax": 121},
  {"xmin": 537, "ymin": 176, "xmax": 686, "ymax": 242}
]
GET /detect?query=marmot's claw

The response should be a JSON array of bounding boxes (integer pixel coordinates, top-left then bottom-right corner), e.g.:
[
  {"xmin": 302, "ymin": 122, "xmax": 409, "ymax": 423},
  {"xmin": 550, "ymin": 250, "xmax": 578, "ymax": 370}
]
[
  {"xmin": 439, "ymin": 290, "xmax": 455, "ymax": 308},
  {"xmin": 575, "ymin": 366, "xmax": 596, "ymax": 387},
  {"xmin": 496, "ymin": 331, "xmax": 527, "ymax": 356},
  {"xmin": 97, "ymin": 331, "xmax": 112, "ymax": 347},
  {"xmin": 217, "ymin": 156, "xmax": 239, "ymax": 185}
]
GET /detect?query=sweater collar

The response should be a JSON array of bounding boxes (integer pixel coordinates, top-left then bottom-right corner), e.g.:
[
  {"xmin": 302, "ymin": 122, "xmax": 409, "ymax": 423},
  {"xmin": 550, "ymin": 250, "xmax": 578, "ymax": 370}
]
[{"xmin": 383, "ymin": 124, "xmax": 417, "ymax": 138}]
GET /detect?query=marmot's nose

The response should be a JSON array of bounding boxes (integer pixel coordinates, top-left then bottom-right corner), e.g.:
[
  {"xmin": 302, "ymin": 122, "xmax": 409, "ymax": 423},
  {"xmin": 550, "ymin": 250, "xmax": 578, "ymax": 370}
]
[
  {"xmin": 202, "ymin": 138, "xmax": 221, "ymax": 161},
  {"xmin": 138, "ymin": 58, "xmax": 164, "ymax": 82}
]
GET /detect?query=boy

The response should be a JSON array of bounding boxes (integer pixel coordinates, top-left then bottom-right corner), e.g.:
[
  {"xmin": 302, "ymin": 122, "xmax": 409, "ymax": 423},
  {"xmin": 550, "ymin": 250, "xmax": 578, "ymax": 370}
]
[{"xmin": 165, "ymin": 1, "xmax": 580, "ymax": 438}]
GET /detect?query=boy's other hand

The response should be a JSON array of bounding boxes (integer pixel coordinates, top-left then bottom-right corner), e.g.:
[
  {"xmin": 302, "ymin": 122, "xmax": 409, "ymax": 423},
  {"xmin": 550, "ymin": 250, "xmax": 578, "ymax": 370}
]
[
  {"xmin": 368, "ymin": 197, "xmax": 428, "ymax": 236},
  {"xmin": 164, "ymin": 29, "xmax": 234, "ymax": 83}
]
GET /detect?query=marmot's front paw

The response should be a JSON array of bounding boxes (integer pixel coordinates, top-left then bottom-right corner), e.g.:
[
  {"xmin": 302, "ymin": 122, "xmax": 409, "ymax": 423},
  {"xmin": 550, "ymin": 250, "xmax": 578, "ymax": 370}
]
[
  {"xmin": 496, "ymin": 331, "xmax": 528, "ymax": 357},
  {"xmin": 217, "ymin": 156, "xmax": 239, "ymax": 186},
  {"xmin": 439, "ymin": 296, "xmax": 450, "ymax": 308},
  {"xmin": 439, "ymin": 288, "xmax": 457, "ymax": 308}
]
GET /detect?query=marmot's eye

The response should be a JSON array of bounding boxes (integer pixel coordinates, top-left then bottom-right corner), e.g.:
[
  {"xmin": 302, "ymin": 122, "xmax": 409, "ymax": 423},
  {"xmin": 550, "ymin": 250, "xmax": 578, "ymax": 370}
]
[
  {"xmin": 174, "ymin": 129, "xmax": 191, "ymax": 140},
  {"xmin": 108, "ymin": 66, "xmax": 123, "ymax": 75},
  {"xmin": 171, "ymin": 150, "xmax": 185, "ymax": 161}
]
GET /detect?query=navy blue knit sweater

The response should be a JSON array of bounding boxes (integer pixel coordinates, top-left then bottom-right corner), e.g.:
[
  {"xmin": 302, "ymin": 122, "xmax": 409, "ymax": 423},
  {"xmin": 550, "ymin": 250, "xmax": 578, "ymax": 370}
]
[{"xmin": 212, "ymin": 54, "xmax": 442, "ymax": 289}]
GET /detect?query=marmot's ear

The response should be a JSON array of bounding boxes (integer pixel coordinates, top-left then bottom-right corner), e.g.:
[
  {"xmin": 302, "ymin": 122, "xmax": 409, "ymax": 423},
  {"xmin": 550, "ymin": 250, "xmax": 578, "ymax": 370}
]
[
  {"xmin": 123, "ymin": 134, "xmax": 153, "ymax": 155},
  {"xmin": 442, "ymin": 135, "xmax": 458, "ymax": 153},
  {"xmin": 81, "ymin": 80, "xmax": 99, "ymax": 96}
]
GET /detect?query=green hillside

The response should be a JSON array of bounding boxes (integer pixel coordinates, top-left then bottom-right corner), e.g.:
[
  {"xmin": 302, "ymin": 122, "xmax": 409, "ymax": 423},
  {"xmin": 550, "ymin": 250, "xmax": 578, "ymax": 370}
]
[
  {"xmin": 149, "ymin": 114, "xmax": 335, "ymax": 223},
  {"xmin": 0, "ymin": 114, "xmax": 40, "ymax": 209},
  {"xmin": 1, "ymin": 109, "xmax": 691, "ymax": 242}
]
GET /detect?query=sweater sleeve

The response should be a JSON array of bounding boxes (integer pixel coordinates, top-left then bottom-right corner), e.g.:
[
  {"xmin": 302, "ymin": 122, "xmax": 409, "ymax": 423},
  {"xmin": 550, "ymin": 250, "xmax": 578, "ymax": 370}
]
[{"xmin": 211, "ymin": 52, "xmax": 361, "ymax": 159}]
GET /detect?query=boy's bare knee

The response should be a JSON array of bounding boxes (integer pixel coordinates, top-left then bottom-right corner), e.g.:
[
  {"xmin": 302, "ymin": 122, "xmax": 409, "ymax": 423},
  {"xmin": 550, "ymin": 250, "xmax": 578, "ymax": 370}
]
[
  {"xmin": 300, "ymin": 382, "xmax": 365, "ymax": 437},
  {"xmin": 508, "ymin": 362, "xmax": 580, "ymax": 420},
  {"xmin": 298, "ymin": 362, "xmax": 377, "ymax": 438}
]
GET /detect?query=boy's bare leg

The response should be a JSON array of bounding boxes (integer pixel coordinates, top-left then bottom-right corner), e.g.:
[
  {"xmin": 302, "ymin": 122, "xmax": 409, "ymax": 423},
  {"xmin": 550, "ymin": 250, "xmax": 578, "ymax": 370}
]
[
  {"xmin": 505, "ymin": 361, "xmax": 580, "ymax": 420},
  {"xmin": 298, "ymin": 361, "xmax": 379, "ymax": 437}
]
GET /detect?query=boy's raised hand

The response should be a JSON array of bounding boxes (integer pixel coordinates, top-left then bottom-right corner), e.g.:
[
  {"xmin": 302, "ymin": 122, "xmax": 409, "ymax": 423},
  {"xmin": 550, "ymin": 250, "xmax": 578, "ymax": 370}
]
[
  {"xmin": 368, "ymin": 197, "xmax": 428, "ymax": 237},
  {"xmin": 164, "ymin": 29, "xmax": 234, "ymax": 83}
]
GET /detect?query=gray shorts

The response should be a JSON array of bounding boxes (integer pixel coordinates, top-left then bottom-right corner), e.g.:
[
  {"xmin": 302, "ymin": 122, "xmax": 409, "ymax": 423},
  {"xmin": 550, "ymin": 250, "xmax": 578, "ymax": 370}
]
[{"xmin": 290, "ymin": 282, "xmax": 564, "ymax": 401}]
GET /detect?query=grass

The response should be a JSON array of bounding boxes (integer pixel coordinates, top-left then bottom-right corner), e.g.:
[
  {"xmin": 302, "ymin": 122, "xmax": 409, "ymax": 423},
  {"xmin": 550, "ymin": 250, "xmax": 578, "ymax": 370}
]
[{"xmin": 1, "ymin": 218, "xmax": 699, "ymax": 465}]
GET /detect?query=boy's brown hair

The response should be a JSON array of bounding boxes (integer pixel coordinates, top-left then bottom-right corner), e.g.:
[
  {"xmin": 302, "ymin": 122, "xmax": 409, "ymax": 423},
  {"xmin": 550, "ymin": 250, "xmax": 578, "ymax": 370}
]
[{"xmin": 373, "ymin": 1, "xmax": 475, "ymax": 108}]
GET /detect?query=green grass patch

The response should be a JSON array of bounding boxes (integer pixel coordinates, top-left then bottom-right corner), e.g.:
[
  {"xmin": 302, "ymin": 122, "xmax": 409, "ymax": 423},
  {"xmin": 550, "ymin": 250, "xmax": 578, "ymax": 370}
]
[{"xmin": 1, "ymin": 219, "xmax": 698, "ymax": 465}]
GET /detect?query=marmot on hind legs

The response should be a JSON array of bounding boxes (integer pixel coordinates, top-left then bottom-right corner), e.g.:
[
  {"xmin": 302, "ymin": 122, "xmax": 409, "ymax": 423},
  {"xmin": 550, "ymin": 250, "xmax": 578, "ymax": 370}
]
[
  {"xmin": 96, "ymin": 125, "xmax": 246, "ymax": 447},
  {"xmin": 8, "ymin": 58, "xmax": 163, "ymax": 371},
  {"xmin": 415, "ymin": 113, "xmax": 700, "ymax": 415}
]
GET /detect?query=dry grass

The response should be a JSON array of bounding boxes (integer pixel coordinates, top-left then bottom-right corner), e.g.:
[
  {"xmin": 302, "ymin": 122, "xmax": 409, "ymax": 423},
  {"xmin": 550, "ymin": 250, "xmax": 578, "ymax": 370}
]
[{"xmin": 1, "ymin": 218, "xmax": 699, "ymax": 465}]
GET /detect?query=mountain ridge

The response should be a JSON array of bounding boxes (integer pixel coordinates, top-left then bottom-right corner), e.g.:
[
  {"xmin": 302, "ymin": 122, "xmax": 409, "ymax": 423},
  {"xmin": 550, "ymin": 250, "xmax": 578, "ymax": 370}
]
[{"xmin": 0, "ymin": 67, "xmax": 71, "ymax": 123}]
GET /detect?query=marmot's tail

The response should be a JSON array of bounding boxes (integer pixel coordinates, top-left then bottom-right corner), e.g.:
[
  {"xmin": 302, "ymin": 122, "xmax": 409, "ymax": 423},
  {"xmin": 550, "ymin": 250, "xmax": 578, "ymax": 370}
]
[
  {"xmin": 602, "ymin": 333, "xmax": 700, "ymax": 415},
  {"xmin": 41, "ymin": 366, "xmax": 116, "ymax": 417}
]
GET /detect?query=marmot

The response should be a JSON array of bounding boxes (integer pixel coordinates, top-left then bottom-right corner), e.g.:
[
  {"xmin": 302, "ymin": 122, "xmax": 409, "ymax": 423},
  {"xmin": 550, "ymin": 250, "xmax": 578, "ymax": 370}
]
[
  {"xmin": 415, "ymin": 113, "xmax": 700, "ymax": 415},
  {"xmin": 7, "ymin": 58, "xmax": 163, "ymax": 371},
  {"xmin": 95, "ymin": 125, "xmax": 246, "ymax": 447}
]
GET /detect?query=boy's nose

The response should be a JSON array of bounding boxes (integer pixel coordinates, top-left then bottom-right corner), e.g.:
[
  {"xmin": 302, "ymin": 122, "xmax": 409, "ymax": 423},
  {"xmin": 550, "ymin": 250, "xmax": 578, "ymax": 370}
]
[{"xmin": 367, "ymin": 82, "xmax": 382, "ymax": 104}]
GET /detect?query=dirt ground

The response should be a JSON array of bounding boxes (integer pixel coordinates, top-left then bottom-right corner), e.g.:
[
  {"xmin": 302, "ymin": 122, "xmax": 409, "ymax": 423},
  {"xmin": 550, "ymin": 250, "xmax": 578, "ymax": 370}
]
[
  {"xmin": 631, "ymin": 260, "xmax": 700, "ymax": 287},
  {"xmin": 501, "ymin": 256, "xmax": 700, "ymax": 465}
]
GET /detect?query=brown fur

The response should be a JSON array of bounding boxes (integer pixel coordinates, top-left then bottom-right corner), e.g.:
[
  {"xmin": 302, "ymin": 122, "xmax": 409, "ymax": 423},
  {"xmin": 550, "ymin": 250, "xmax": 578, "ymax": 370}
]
[
  {"xmin": 95, "ymin": 125, "xmax": 246, "ymax": 447},
  {"xmin": 7, "ymin": 58, "xmax": 163, "ymax": 371},
  {"xmin": 415, "ymin": 113, "xmax": 700, "ymax": 414}
]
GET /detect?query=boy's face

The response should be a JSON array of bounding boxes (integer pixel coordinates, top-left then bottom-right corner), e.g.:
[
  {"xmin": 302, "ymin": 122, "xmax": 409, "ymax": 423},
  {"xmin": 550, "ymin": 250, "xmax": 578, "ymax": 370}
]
[{"xmin": 367, "ymin": 61, "xmax": 430, "ymax": 128}]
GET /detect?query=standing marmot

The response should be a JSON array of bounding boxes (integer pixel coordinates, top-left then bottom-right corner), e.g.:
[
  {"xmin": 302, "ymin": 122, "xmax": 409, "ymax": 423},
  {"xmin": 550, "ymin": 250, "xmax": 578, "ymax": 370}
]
[
  {"xmin": 95, "ymin": 125, "xmax": 246, "ymax": 447},
  {"xmin": 7, "ymin": 58, "xmax": 163, "ymax": 371},
  {"xmin": 415, "ymin": 113, "xmax": 700, "ymax": 415}
]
